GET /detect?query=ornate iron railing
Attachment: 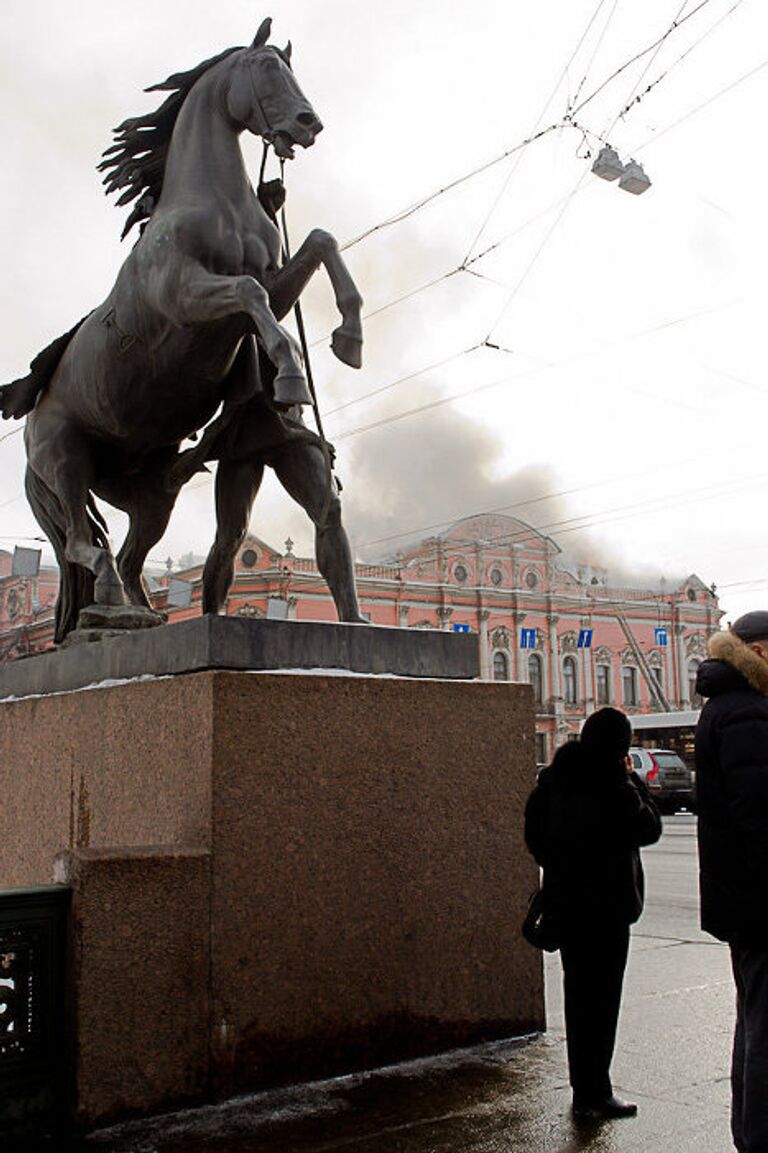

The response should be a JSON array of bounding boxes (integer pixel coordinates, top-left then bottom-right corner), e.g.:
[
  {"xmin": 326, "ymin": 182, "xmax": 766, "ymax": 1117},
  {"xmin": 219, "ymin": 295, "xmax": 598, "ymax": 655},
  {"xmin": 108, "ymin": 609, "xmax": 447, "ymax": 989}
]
[{"xmin": 0, "ymin": 885, "xmax": 69, "ymax": 1140}]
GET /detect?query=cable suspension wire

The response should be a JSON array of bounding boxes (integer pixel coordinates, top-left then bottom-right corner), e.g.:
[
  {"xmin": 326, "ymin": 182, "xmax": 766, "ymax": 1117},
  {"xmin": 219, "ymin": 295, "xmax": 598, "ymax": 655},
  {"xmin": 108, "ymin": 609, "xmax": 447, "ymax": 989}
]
[
  {"xmin": 309, "ymin": 186, "xmax": 594, "ymax": 352},
  {"xmin": 631, "ymin": 55, "xmax": 768, "ymax": 152},
  {"xmin": 461, "ymin": 0, "xmax": 614, "ymax": 266},
  {"xmin": 338, "ymin": 0, "xmax": 716, "ymax": 260},
  {"xmin": 601, "ymin": 0, "xmax": 691, "ymax": 141},
  {"xmin": 719, "ymin": 576, "xmax": 768, "ymax": 590},
  {"xmin": 483, "ymin": 166, "xmax": 591, "ymax": 343},
  {"xmin": 297, "ymin": 2, "xmax": 754, "ymax": 371},
  {"xmin": 611, "ymin": 0, "xmax": 749, "ymax": 128},
  {"xmin": 356, "ymin": 466, "xmax": 693, "ymax": 551},
  {"xmin": 308, "ymin": 266, "xmax": 463, "ymax": 350},
  {"xmin": 406, "ymin": 469, "xmax": 768, "ymax": 564},
  {"xmin": 332, "ymin": 369, "xmax": 513, "ymax": 441},
  {"xmin": 339, "ymin": 121, "xmax": 564, "ymax": 254},
  {"xmin": 323, "ymin": 343, "xmax": 485, "ymax": 418},
  {"xmin": 570, "ymin": 0, "xmax": 714, "ymax": 118},
  {"xmin": 568, "ymin": 0, "xmax": 622, "ymax": 113},
  {"xmin": 326, "ymin": 294, "xmax": 739, "ymax": 441}
]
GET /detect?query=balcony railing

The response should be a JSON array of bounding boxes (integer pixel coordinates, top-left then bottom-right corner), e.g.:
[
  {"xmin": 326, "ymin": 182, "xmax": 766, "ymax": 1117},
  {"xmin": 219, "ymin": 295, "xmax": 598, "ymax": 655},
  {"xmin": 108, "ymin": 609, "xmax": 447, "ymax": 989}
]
[{"xmin": 0, "ymin": 885, "xmax": 69, "ymax": 1141}]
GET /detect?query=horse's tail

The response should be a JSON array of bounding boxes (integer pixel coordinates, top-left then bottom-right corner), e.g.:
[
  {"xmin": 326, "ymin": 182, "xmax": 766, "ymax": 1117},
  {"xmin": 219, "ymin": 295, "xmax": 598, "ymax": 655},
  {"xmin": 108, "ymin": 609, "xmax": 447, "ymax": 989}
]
[{"xmin": 24, "ymin": 469, "xmax": 107, "ymax": 643}]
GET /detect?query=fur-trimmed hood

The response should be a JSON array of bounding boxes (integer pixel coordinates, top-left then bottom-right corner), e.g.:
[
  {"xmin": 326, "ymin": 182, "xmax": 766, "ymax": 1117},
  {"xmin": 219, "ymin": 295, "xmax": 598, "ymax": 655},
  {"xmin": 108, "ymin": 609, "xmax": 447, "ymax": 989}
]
[{"xmin": 699, "ymin": 630, "xmax": 768, "ymax": 698}]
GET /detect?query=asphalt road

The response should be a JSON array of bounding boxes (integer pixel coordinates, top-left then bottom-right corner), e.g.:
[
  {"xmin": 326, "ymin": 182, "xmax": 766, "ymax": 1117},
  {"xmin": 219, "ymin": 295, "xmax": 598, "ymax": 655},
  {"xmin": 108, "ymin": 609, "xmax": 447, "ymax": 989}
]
[
  {"xmin": 86, "ymin": 812, "xmax": 737, "ymax": 1153},
  {"xmin": 639, "ymin": 812, "xmax": 708, "ymax": 943}
]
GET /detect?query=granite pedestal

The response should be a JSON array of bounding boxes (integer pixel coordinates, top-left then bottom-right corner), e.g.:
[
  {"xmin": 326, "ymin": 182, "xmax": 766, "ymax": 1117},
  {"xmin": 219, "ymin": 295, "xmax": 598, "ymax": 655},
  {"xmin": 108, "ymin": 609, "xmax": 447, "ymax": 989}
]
[
  {"xmin": 0, "ymin": 615, "xmax": 479, "ymax": 699},
  {"xmin": 0, "ymin": 623, "xmax": 541, "ymax": 1129}
]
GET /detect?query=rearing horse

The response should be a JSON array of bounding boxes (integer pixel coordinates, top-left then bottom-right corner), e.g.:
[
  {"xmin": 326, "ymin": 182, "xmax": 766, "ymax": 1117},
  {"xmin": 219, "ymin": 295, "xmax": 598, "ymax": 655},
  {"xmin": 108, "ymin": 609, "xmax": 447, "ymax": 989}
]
[{"xmin": 2, "ymin": 19, "xmax": 364, "ymax": 641}]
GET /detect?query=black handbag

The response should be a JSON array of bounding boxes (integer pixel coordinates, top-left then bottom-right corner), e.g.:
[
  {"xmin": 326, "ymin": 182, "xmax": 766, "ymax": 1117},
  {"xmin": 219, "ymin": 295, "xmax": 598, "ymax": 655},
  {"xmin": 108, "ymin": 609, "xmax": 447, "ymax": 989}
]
[{"xmin": 522, "ymin": 887, "xmax": 560, "ymax": 952}]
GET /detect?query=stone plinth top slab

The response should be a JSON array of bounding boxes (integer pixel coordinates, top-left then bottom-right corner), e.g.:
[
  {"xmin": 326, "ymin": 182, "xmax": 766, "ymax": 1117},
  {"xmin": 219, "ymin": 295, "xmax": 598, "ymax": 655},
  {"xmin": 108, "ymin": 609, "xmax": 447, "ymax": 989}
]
[{"xmin": 0, "ymin": 615, "xmax": 479, "ymax": 699}]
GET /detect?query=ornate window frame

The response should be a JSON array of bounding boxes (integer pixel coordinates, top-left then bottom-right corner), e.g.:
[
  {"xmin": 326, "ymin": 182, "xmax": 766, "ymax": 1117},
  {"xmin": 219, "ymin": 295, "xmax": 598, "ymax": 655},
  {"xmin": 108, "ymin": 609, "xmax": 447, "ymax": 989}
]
[
  {"xmin": 562, "ymin": 654, "xmax": 578, "ymax": 705},
  {"xmin": 528, "ymin": 651, "xmax": 545, "ymax": 705}
]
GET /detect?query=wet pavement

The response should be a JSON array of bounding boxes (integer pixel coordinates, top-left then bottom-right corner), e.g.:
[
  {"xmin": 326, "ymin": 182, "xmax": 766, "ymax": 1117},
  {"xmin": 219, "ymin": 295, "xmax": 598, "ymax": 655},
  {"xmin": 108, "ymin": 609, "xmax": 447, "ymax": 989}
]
[{"xmin": 81, "ymin": 815, "xmax": 735, "ymax": 1153}]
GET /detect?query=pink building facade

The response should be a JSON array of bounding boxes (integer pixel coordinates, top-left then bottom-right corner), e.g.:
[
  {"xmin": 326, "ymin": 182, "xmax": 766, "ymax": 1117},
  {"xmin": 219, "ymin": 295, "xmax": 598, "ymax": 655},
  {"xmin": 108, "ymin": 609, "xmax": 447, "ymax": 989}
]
[{"xmin": 0, "ymin": 513, "xmax": 722, "ymax": 762}]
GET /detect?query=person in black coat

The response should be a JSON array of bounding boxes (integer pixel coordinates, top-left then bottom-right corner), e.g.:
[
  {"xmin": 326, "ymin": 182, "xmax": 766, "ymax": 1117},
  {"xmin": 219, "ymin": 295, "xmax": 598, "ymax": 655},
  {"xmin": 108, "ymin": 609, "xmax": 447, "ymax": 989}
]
[
  {"xmin": 524, "ymin": 707, "xmax": 662, "ymax": 1120},
  {"xmin": 695, "ymin": 611, "xmax": 768, "ymax": 1153}
]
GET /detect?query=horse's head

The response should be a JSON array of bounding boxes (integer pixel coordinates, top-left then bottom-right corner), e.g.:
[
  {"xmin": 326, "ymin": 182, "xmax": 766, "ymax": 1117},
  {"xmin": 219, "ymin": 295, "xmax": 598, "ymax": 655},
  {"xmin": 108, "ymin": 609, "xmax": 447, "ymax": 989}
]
[{"xmin": 227, "ymin": 18, "xmax": 322, "ymax": 159}]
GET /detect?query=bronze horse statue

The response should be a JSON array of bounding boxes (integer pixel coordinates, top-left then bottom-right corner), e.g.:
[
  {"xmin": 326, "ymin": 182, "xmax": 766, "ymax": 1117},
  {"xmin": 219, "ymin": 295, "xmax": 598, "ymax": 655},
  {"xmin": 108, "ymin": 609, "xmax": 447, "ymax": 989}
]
[{"xmin": 0, "ymin": 18, "xmax": 365, "ymax": 641}]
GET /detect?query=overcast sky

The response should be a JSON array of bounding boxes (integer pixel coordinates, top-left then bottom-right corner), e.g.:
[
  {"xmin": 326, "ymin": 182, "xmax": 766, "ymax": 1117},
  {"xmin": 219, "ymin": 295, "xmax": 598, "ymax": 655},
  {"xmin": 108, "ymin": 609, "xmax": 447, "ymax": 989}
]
[{"xmin": 1, "ymin": 0, "xmax": 767, "ymax": 623}]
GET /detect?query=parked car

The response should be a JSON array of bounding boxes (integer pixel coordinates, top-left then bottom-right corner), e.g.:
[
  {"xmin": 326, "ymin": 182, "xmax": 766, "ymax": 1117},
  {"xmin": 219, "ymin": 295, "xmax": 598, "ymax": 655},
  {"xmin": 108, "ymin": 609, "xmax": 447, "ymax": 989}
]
[{"xmin": 629, "ymin": 747, "xmax": 695, "ymax": 814}]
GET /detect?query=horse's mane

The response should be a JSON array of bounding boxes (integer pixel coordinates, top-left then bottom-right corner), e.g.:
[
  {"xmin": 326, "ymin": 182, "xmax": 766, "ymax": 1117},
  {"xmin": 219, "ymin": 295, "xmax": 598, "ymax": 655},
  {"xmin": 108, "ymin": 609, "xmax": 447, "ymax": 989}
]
[{"xmin": 98, "ymin": 47, "xmax": 241, "ymax": 240}]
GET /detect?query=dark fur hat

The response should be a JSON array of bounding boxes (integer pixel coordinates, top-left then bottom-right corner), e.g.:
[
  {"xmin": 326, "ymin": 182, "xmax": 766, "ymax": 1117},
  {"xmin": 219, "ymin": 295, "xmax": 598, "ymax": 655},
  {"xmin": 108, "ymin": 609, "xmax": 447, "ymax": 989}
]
[
  {"xmin": 580, "ymin": 706, "xmax": 632, "ymax": 756},
  {"xmin": 731, "ymin": 611, "xmax": 768, "ymax": 643}
]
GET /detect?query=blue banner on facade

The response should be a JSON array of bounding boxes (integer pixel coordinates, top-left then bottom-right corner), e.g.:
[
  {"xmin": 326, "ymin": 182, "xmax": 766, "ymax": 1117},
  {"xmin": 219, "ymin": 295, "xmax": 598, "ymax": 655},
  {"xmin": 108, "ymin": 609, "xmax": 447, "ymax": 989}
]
[
  {"xmin": 654, "ymin": 627, "xmax": 668, "ymax": 647},
  {"xmin": 577, "ymin": 628, "xmax": 593, "ymax": 649},
  {"xmin": 452, "ymin": 622, "xmax": 470, "ymax": 633},
  {"xmin": 520, "ymin": 627, "xmax": 537, "ymax": 649}
]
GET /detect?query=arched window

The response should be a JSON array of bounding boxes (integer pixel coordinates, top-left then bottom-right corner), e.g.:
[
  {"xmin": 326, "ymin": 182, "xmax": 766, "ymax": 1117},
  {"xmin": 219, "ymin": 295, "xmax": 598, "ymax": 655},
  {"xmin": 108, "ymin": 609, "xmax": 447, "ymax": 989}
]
[
  {"xmin": 688, "ymin": 659, "xmax": 702, "ymax": 708},
  {"xmin": 596, "ymin": 663, "xmax": 611, "ymax": 705},
  {"xmin": 622, "ymin": 665, "xmax": 638, "ymax": 706},
  {"xmin": 563, "ymin": 656, "xmax": 578, "ymax": 704},
  {"xmin": 528, "ymin": 652, "xmax": 544, "ymax": 705},
  {"xmin": 492, "ymin": 651, "xmax": 509, "ymax": 681}
]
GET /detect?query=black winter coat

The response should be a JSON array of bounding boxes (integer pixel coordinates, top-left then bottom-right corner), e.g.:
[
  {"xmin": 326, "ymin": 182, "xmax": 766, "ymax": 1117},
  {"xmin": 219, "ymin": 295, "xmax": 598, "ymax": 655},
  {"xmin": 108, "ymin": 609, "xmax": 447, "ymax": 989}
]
[
  {"xmin": 695, "ymin": 631, "xmax": 768, "ymax": 944},
  {"xmin": 524, "ymin": 742, "xmax": 662, "ymax": 933}
]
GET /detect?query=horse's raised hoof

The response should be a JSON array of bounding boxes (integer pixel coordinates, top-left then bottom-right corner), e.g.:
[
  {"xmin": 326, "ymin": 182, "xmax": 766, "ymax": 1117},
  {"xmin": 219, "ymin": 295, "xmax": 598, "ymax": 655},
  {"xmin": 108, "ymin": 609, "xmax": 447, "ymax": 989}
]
[
  {"xmin": 331, "ymin": 328, "xmax": 363, "ymax": 369},
  {"xmin": 273, "ymin": 372, "xmax": 312, "ymax": 408}
]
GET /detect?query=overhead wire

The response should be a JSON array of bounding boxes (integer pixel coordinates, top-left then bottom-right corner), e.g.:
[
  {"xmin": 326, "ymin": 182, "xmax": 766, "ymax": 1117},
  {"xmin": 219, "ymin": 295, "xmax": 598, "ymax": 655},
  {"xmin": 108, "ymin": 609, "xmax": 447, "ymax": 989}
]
[
  {"xmin": 612, "ymin": 0, "xmax": 749, "ymax": 127},
  {"xmin": 631, "ymin": 55, "xmax": 768, "ymax": 152},
  {"xmin": 1, "ymin": 5, "xmax": 760, "ymax": 578},
  {"xmin": 304, "ymin": 0, "xmax": 751, "ymax": 363},
  {"xmin": 322, "ymin": 342, "xmax": 486, "ymax": 418},
  {"xmin": 482, "ymin": 166, "xmax": 591, "ymax": 343},
  {"xmin": 339, "ymin": 121, "xmax": 564, "ymax": 254},
  {"xmin": 326, "ymin": 294, "xmax": 740, "ymax": 438},
  {"xmin": 402, "ymin": 469, "xmax": 768, "ymax": 565},
  {"xmin": 570, "ymin": 0, "xmax": 714, "ymax": 118},
  {"xmin": 355, "ymin": 463, "xmax": 702, "ymax": 551},
  {"xmin": 308, "ymin": 184, "xmax": 596, "ymax": 353},
  {"xmin": 318, "ymin": 12, "xmax": 757, "ymax": 421},
  {"xmin": 719, "ymin": 576, "xmax": 768, "ymax": 590},
  {"xmin": 337, "ymin": 0, "xmax": 717, "ymax": 262},
  {"xmin": 600, "ymin": 0, "xmax": 692, "ymax": 141},
  {"xmin": 500, "ymin": 0, "xmax": 750, "ymax": 340},
  {"xmin": 461, "ymin": 0, "xmax": 615, "ymax": 266},
  {"xmin": 568, "ymin": 0, "xmax": 623, "ymax": 113}
]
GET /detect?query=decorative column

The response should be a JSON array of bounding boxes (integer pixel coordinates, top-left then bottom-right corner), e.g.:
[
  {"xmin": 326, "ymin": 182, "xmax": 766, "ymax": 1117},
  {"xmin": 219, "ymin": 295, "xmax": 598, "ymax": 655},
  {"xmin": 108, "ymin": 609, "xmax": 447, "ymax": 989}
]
[
  {"xmin": 547, "ymin": 615, "xmax": 561, "ymax": 702},
  {"xmin": 513, "ymin": 611, "xmax": 527, "ymax": 681},
  {"xmin": 675, "ymin": 624, "xmax": 689, "ymax": 709},
  {"xmin": 398, "ymin": 604, "xmax": 410, "ymax": 629},
  {"xmin": 664, "ymin": 624, "xmax": 675, "ymax": 704},
  {"xmin": 437, "ymin": 607, "xmax": 453, "ymax": 632},
  {"xmin": 581, "ymin": 615, "xmax": 595, "ymax": 717},
  {"xmin": 477, "ymin": 608, "xmax": 491, "ymax": 680}
]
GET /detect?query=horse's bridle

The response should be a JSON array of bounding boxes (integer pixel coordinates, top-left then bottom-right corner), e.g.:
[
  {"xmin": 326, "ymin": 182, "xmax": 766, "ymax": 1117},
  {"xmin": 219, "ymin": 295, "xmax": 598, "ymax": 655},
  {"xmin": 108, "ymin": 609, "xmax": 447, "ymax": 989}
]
[
  {"xmin": 245, "ymin": 47, "xmax": 287, "ymax": 154},
  {"xmin": 242, "ymin": 48, "xmax": 337, "ymax": 521}
]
